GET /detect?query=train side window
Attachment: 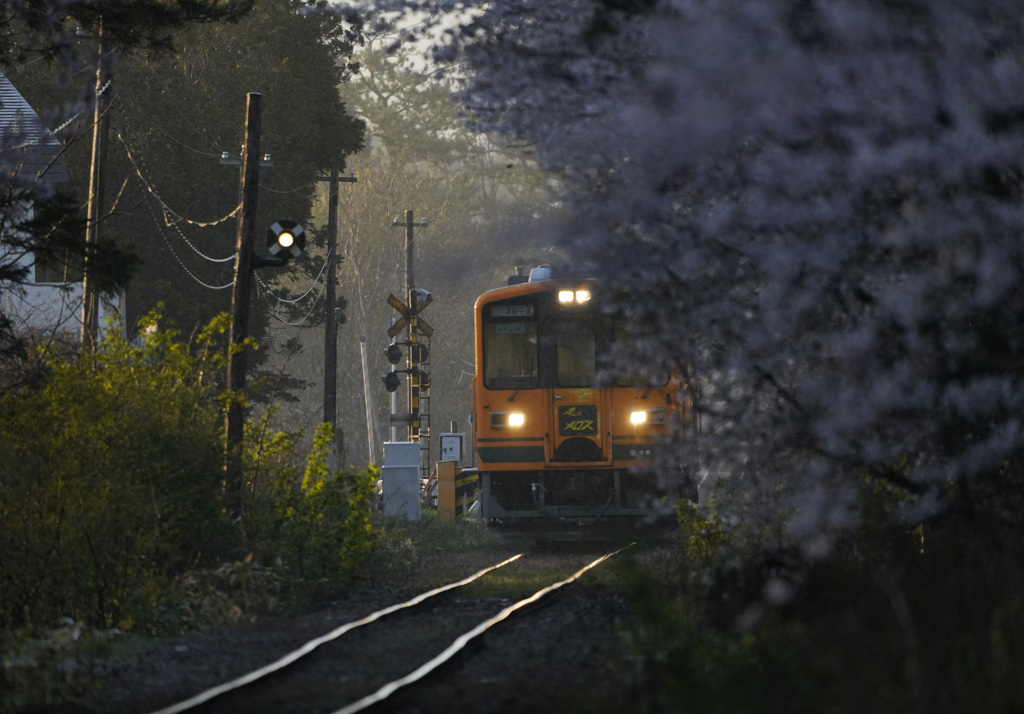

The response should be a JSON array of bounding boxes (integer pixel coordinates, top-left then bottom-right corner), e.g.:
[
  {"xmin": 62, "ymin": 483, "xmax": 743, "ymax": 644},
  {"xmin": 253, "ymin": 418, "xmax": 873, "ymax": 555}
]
[
  {"xmin": 555, "ymin": 320, "xmax": 596, "ymax": 387},
  {"xmin": 483, "ymin": 318, "xmax": 538, "ymax": 389}
]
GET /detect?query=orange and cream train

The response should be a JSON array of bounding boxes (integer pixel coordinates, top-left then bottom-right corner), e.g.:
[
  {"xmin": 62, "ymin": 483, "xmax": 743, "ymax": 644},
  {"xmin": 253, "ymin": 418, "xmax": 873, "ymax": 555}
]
[{"xmin": 471, "ymin": 266, "xmax": 693, "ymax": 534}]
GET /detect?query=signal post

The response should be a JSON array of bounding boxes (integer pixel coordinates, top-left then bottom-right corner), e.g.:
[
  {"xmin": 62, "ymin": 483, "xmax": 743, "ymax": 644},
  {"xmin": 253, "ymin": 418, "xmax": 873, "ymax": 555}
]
[{"xmin": 382, "ymin": 210, "xmax": 432, "ymax": 484}]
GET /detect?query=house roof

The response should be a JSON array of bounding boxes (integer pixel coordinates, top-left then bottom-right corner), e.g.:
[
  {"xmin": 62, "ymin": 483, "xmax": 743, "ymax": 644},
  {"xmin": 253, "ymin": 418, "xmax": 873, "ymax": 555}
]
[{"xmin": 0, "ymin": 69, "xmax": 70, "ymax": 188}]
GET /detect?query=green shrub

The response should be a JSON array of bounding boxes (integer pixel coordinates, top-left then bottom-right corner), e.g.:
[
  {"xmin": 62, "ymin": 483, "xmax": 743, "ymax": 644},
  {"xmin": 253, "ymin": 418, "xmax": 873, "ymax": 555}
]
[
  {"xmin": 0, "ymin": 310, "xmax": 232, "ymax": 631},
  {"xmin": 677, "ymin": 499, "xmax": 733, "ymax": 563},
  {"xmin": 244, "ymin": 421, "xmax": 378, "ymax": 582},
  {"xmin": 0, "ymin": 312, "xmax": 387, "ymax": 710},
  {"xmin": 145, "ymin": 560, "xmax": 289, "ymax": 634}
]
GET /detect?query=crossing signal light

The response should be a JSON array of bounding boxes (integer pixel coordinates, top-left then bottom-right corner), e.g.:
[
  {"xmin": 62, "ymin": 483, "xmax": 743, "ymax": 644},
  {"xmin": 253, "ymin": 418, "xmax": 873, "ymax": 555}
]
[
  {"xmin": 385, "ymin": 344, "xmax": 402, "ymax": 365},
  {"xmin": 410, "ymin": 343, "xmax": 428, "ymax": 363},
  {"xmin": 382, "ymin": 372, "xmax": 401, "ymax": 392},
  {"xmin": 267, "ymin": 220, "xmax": 306, "ymax": 260}
]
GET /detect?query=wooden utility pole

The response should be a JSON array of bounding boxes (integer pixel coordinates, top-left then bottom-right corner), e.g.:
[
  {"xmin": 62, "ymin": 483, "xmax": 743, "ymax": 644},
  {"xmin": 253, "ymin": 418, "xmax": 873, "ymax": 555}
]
[
  {"xmin": 225, "ymin": 92, "xmax": 262, "ymax": 513},
  {"xmin": 317, "ymin": 169, "xmax": 357, "ymax": 467},
  {"xmin": 81, "ymin": 23, "xmax": 111, "ymax": 353}
]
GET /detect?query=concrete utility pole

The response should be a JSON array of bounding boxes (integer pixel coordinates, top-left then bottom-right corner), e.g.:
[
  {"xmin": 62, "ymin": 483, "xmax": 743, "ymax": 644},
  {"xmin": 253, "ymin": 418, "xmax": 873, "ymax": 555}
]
[
  {"xmin": 225, "ymin": 92, "xmax": 262, "ymax": 513},
  {"xmin": 81, "ymin": 22, "xmax": 112, "ymax": 353},
  {"xmin": 317, "ymin": 168, "xmax": 357, "ymax": 468}
]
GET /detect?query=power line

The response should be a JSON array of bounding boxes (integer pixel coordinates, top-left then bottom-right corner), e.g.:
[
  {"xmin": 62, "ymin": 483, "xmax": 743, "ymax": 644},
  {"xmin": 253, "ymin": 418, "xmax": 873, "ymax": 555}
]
[
  {"xmin": 118, "ymin": 132, "xmax": 242, "ymax": 231},
  {"xmin": 51, "ymin": 78, "xmax": 114, "ymax": 137},
  {"xmin": 149, "ymin": 126, "xmax": 224, "ymax": 158},
  {"xmin": 141, "ymin": 192, "xmax": 235, "ymax": 290},
  {"xmin": 259, "ymin": 180, "xmax": 318, "ymax": 198},
  {"xmin": 434, "ymin": 333, "xmax": 474, "ymax": 370},
  {"xmin": 258, "ymin": 276, "xmax": 326, "ymax": 326},
  {"xmin": 115, "ymin": 130, "xmax": 339, "ymax": 303},
  {"xmin": 123, "ymin": 135, "xmax": 237, "ymax": 289},
  {"xmin": 253, "ymin": 246, "xmax": 332, "ymax": 304}
]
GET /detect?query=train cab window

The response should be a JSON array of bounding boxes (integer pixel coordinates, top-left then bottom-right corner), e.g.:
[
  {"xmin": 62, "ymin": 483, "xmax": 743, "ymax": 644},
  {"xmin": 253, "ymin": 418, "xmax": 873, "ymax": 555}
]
[
  {"xmin": 483, "ymin": 302, "xmax": 539, "ymax": 389},
  {"xmin": 554, "ymin": 320, "xmax": 597, "ymax": 387}
]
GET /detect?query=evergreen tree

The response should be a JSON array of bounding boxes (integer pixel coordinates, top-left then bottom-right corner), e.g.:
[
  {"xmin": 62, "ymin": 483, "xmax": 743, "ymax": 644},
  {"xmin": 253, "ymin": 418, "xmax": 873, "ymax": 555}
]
[{"xmin": 89, "ymin": 0, "xmax": 364, "ymax": 340}]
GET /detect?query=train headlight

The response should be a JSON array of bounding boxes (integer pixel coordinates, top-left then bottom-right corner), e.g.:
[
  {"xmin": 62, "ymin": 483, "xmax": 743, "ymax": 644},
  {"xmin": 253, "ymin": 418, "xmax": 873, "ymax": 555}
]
[
  {"xmin": 490, "ymin": 411, "xmax": 526, "ymax": 428},
  {"xmin": 557, "ymin": 288, "xmax": 593, "ymax": 304},
  {"xmin": 630, "ymin": 408, "xmax": 666, "ymax": 426}
]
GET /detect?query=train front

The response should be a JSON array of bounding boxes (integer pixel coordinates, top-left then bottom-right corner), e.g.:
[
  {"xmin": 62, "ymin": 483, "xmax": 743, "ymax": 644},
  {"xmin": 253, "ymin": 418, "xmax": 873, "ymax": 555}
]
[{"xmin": 471, "ymin": 270, "xmax": 690, "ymax": 535}]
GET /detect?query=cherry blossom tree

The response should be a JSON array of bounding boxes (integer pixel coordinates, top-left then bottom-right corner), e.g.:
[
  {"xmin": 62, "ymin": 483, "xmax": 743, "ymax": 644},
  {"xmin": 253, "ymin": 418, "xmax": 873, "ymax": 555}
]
[{"xmin": 372, "ymin": 0, "xmax": 1024, "ymax": 549}]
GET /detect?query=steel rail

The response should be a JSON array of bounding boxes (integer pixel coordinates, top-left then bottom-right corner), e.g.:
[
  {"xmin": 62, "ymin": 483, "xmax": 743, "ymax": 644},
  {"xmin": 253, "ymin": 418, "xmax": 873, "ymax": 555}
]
[
  {"xmin": 332, "ymin": 544, "xmax": 633, "ymax": 714},
  {"xmin": 148, "ymin": 553, "xmax": 523, "ymax": 714}
]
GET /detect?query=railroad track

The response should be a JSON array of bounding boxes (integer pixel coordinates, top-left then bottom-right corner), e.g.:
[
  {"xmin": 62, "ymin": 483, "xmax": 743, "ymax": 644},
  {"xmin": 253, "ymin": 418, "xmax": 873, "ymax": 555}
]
[{"xmin": 141, "ymin": 546, "xmax": 631, "ymax": 714}]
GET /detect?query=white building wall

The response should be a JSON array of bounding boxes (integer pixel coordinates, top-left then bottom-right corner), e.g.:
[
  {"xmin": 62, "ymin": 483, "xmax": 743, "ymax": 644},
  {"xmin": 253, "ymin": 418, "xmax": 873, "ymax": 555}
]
[{"xmin": 0, "ymin": 70, "xmax": 123, "ymax": 344}]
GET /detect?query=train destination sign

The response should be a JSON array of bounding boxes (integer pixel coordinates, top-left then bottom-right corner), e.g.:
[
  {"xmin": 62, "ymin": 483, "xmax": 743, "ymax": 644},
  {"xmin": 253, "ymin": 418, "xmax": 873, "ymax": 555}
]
[{"xmin": 490, "ymin": 304, "xmax": 534, "ymax": 318}]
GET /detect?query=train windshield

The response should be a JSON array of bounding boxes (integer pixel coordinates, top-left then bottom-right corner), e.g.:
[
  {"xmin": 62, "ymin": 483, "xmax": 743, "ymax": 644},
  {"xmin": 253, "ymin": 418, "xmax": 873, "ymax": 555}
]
[
  {"xmin": 483, "ymin": 302, "xmax": 539, "ymax": 388},
  {"xmin": 480, "ymin": 287, "xmax": 672, "ymax": 391}
]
